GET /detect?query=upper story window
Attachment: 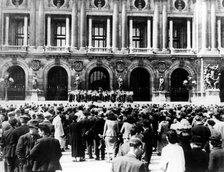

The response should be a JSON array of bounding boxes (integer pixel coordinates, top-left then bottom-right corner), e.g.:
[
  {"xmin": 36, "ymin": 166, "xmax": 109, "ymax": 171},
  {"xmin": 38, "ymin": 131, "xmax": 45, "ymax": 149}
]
[
  {"xmin": 130, "ymin": 18, "xmax": 147, "ymax": 48},
  {"xmin": 5, "ymin": 15, "xmax": 29, "ymax": 46},
  {"xmin": 92, "ymin": 21, "xmax": 106, "ymax": 47},
  {"xmin": 15, "ymin": 20, "xmax": 24, "ymax": 45},
  {"xmin": 12, "ymin": 0, "xmax": 23, "ymax": 7},
  {"xmin": 54, "ymin": 21, "xmax": 66, "ymax": 46},
  {"xmin": 168, "ymin": 18, "xmax": 191, "ymax": 49},
  {"xmin": 88, "ymin": 16, "xmax": 111, "ymax": 48},
  {"xmin": 53, "ymin": 0, "xmax": 65, "ymax": 8}
]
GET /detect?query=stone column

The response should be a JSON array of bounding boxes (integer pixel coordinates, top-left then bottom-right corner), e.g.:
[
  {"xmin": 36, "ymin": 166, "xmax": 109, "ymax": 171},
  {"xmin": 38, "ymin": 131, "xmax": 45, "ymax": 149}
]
[
  {"xmin": 147, "ymin": 19, "xmax": 151, "ymax": 49},
  {"xmin": 24, "ymin": 16, "xmax": 28, "ymax": 46},
  {"xmin": 217, "ymin": 18, "xmax": 221, "ymax": 49},
  {"xmin": 71, "ymin": 0, "xmax": 78, "ymax": 50},
  {"xmin": 88, "ymin": 17, "xmax": 92, "ymax": 48},
  {"xmin": 162, "ymin": 2, "xmax": 167, "ymax": 51},
  {"xmin": 129, "ymin": 18, "xmax": 133, "ymax": 50},
  {"xmin": 80, "ymin": 0, "xmax": 86, "ymax": 50},
  {"xmin": 187, "ymin": 19, "xmax": 191, "ymax": 49},
  {"xmin": 106, "ymin": 18, "xmax": 111, "ymax": 49},
  {"xmin": 29, "ymin": 0, "xmax": 36, "ymax": 47},
  {"xmin": 5, "ymin": 15, "xmax": 9, "ymax": 46},
  {"xmin": 37, "ymin": 0, "xmax": 45, "ymax": 49},
  {"xmin": 0, "ymin": 1, "xmax": 3, "ymax": 46},
  {"xmin": 112, "ymin": 0, "xmax": 119, "ymax": 52},
  {"xmin": 211, "ymin": 1, "xmax": 216, "ymax": 51},
  {"xmin": 153, "ymin": 0, "xmax": 159, "ymax": 51},
  {"xmin": 66, "ymin": 16, "xmax": 70, "ymax": 47},
  {"xmin": 121, "ymin": 0, "xmax": 127, "ymax": 51},
  {"xmin": 47, "ymin": 15, "xmax": 51, "ymax": 46},
  {"xmin": 169, "ymin": 20, "xmax": 173, "ymax": 49},
  {"xmin": 201, "ymin": 0, "xmax": 207, "ymax": 51}
]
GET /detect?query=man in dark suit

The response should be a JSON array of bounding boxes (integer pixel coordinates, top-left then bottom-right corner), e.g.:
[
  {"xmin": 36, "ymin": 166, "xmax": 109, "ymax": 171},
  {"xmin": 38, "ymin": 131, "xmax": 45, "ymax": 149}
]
[
  {"xmin": 1, "ymin": 118, "xmax": 18, "ymax": 172},
  {"xmin": 9, "ymin": 114, "xmax": 30, "ymax": 172},
  {"xmin": 92, "ymin": 111, "xmax": 105, "ymax": 160},
  {"xmin": 29, "ymin": 124, "xmax": 62, "ymax": 172},
  {"xmin": 16, "ymin": 119, "xmax": 40, "ymax": 172},
  {"xmin": 111, "ymin": 138, "xmax": 148, "ymax": 172}
]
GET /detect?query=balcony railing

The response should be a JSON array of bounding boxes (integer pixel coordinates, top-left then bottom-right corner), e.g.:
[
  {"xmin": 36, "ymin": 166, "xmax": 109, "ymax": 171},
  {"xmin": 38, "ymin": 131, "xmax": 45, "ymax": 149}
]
[
  {"xmin": 130, "ymin": 48, "xmax": 153, "ymax": 54},
  {"xmin": 0, "ymin": 45, "xmax": 28, "ymax": 52},
  {"xmin": 87, "ymin": 47, "xmax": 112, "ymax": 53},
  {"xmin": 170, "ymin": 48, "xmax": 195, "ymax": 54},
  {"xmin": 45, "ymin": 46, "xmax": 70, "ymax": 53}
]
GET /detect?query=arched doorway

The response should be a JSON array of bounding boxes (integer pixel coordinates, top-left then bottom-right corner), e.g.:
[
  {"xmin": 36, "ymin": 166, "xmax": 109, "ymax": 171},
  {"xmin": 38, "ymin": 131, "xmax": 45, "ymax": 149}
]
[
  {"xmin": 6, "ymin": 66, "xmax": 25, "ymax": 100},
  {"xmin": 220, "ymin": 70, "xmax": 224, "ymax": 102},
  {"xmin": 47, "ymin": 66, "xmax": 68, "ymax": 100},
  {"xmin": 171, "ymin": 68, "xmax": 189, "ymax": 101},
  {"xmin": 130, "ymin": 68, "xmax": 150, "ymax": 101},
  {"xmin": 89, "ymin": 67, "xmax": 110, "ymax": 91}
]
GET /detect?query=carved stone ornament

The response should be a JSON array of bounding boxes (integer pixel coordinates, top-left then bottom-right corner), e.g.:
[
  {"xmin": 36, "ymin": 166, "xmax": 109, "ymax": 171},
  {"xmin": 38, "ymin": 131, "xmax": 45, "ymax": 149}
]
[
  {"xmin": 158, "ymin": 62, "xmax": 166, "ymax": 73},
  {"xmin": 12, "ymin": 0, "xmax": 23, "ymax": 7},
  {"xmin": 94, "ymin": 0, "xmax": 106, "ymax": 8},
  {"xmin": 116, "ymin": 61, "xmax": 125, "ymax": 73},
  {"xmin": 30, "ymin": 60, "xmax": 42, "ymax": 71},
  {"xmin": 72, "ymin": 61, "xmax": 83, "ymax": 72}
]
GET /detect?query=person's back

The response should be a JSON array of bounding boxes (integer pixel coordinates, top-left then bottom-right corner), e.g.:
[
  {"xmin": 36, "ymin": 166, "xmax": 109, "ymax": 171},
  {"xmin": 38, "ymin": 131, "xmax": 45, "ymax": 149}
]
[
  {"xmin": 160, "ymin": 129, "xmax": 185, "ymax": 172},
  {"xmin": 111, "ymin": 138, "xmax": 147, "ymax": 172},
  {"xmin": 30, "ymin": 124, "xmax": 62, "ymax": 172},
  {"xmin": 111, "ymin": 154, "xmax": 146, "ymax": 172}
]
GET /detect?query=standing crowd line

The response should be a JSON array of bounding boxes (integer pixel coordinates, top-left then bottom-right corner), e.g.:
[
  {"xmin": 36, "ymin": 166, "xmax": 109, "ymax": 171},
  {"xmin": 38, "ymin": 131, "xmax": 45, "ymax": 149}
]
[{"xmin": 0, "ymin": 102, "xmax": 224, "ymax": 172}]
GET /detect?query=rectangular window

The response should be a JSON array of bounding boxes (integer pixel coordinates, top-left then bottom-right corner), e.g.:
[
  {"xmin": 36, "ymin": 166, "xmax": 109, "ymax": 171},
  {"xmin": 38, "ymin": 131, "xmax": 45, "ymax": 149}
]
[
  {"xmin": 168, "ymin": 18, "xmax": 188, "ymax": 49},
  {"xmin": 54, "ymin": 21, "xmax": 66, "ymax": 46},
  {"xmin": 131, "ymin": 19, "xmax": 147, "ymax": 48},
  {"xmin": 92, "ymin": 21, "xmax": 106, "ymax": 47},
  {"xmin": 15, "ymin": 20, "xmax": 24, "ymax": 45}
]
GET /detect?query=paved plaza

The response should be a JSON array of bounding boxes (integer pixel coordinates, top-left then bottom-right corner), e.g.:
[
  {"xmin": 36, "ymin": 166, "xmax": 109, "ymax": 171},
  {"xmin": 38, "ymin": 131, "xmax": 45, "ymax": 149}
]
[{"xmin": 0, "ymin": 150, "xmax": 162, "ymax": 172}]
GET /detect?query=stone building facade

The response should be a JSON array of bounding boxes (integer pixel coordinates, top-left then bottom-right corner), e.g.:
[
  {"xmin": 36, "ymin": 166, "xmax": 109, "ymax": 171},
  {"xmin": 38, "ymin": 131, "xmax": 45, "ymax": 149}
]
[{"xmin": 0, "ymin": 0, "xmax": 224, "ymax": 102}]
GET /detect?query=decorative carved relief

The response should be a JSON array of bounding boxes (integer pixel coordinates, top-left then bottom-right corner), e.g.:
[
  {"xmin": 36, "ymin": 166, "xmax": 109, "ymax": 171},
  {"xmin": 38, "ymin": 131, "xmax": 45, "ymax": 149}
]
[
  {"xmin": 29, "ymin": 60, "xmax": 43, "ymax": 71},
  {"xmin": 157, "ymin": 62, "xmax": 166, "ymax": 73},
  {"xmin": 134, "ymin": 0, "xmax": 146, "ymax": 10},
  {"xmin": 174, "ymin": 0, "xmax": 185, "ymax": 11},
  {"xmin": 72, "ymin": 61, "xmax": 84, "ymax": 72},
  {"xmin": 12, "ymin": 0, "xmax": 23, "ymax": 7},
  {"xmin": 53, "ymin": 0, "xmax": 65, "ymax": 8},
  {"xmin": 89, "ymin": 0, "xmax": 110, "ymax": 9},
  {"xmin": 116, "ymin": 61, "xmax": 125, "ymax": 73}
]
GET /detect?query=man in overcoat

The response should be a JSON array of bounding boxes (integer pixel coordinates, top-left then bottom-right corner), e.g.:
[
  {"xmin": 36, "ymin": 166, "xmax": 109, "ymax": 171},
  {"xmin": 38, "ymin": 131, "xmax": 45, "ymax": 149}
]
[{"xmin": 29, "ymin": 124, "xmax": 62, "ymax": 172}]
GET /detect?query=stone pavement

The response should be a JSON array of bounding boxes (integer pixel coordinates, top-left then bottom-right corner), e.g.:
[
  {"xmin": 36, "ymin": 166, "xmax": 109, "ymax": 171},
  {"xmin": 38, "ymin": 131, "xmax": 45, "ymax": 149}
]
[
  {"xmin": 0, "ymin": 150, "xmax": 162, "ymax": 172},
  {"xmin": 58, "ymin": 150, "xmax": 162, "ymax": 172}
]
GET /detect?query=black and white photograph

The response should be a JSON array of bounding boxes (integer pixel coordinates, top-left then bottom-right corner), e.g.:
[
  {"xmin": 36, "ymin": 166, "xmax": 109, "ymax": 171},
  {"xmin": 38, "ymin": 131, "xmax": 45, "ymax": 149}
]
[{"xmin": 0, "ymin": 0, "xmax": 224, "ymax": 172}]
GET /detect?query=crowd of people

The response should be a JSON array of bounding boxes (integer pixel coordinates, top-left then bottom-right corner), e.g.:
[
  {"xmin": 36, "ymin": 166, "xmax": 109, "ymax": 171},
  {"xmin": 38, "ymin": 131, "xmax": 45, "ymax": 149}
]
[
  {"xmin": 0, "ymin": 102, "xmax": 224, "ymax": 172},
  {"xmin": 68, "ymin": 89, "xmax": 134, "ymax": 103}
]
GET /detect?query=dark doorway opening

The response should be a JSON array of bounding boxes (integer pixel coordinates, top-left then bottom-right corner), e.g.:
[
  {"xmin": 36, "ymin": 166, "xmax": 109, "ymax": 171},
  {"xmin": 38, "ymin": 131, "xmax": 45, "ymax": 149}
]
[
  {"xmin": 171, "ymin": 68, "xmax": 189, "ymax": 101},
  {"xmin": 7, "ymin": 66, "xmax": 25, "ymax": 100},
  {"xmin": 219, "ymin": 70, "xmax": 224, "ymax": 102},
  {"xmin": 130, "ymin": 68, "xmax": 150, "ymax": 101},
  {"xmin": 89, "ymin": 67, "xmax": 110, "ymax": 91},
  {"xmin": 47, "ymin": 66, "xmax": 68, "ymax": 100}
]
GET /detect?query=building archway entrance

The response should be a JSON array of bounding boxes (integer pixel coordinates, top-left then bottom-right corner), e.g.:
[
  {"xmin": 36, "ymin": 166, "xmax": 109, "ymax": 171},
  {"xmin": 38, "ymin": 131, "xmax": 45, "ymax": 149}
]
[
  {"xmin": 171, "ymin": 68, "xmax": 189, "ymax": 101},
  {"xmin": 89, "ymin": 67, "xmax": 110, "ymax": 91},
  {"xmin": 130, "ymin": 68, "xmax": 150, "ymax": 101},
  {"xmin": 47, "ymin": 66, "xmax": 68, "ymax": 100},
  {"xmin": 6, "ymin": 66, "xmax": 25, "ymax": 100}
]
